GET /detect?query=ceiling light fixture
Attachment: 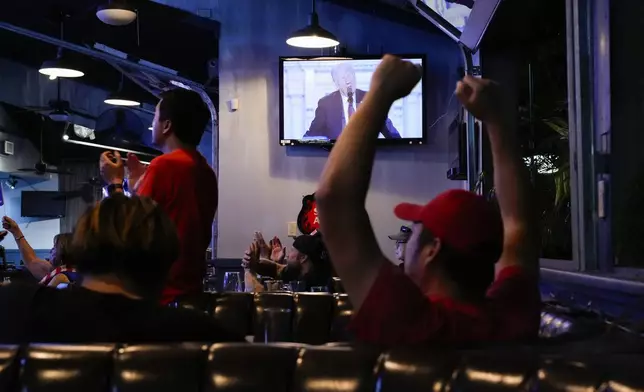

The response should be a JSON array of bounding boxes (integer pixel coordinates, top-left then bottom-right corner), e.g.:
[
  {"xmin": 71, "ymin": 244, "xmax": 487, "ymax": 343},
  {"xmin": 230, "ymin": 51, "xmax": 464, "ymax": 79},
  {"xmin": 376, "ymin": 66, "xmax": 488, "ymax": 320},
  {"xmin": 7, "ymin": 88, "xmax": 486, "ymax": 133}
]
[
  {"xmin": 39, "ymin": 48, "xmax": 84, "ymax": 79},
  {"xmin": 286, "ymin": 0, "xmax": 339, "ymax": 49},
  {"xmin": 104, "ymin": 95, "xmax": 140, "ymax": 107},
  {"xmin": 49, "ymin": 108, "xmax": 70, "ymax": 122},
  {"xmin": 105, "ymin": 73, "xmax": 140, "ymax": 107},
  {"xmin": 97, "ymin": 1, "xmax": 137, "ymax": 26},
  {"xmin": 40, "ymin": 15, "xmax": 84, "ymax": 79}
]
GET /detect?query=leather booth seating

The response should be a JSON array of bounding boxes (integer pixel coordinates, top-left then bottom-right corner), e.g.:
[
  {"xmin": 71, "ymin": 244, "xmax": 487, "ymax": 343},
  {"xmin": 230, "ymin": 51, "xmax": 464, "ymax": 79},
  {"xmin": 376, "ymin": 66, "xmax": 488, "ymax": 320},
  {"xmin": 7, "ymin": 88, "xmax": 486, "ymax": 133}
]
[
  {"xmin": 170, "ymin": 292, "xmax": 610, "ymax": 344},
  {"xmin": 1, "ymin": 342, "xmax": 644, "ymax": 391},
  {"xmin": 171, "ymin": 292, "xmax": 353, "ymax": 344}
]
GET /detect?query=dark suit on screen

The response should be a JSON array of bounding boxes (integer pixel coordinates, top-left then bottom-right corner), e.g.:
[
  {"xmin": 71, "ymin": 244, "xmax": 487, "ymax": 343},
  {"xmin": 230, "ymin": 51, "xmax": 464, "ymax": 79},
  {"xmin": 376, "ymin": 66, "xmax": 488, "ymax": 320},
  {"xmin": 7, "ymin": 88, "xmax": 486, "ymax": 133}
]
[{"xmin": 304, "ymin": 89, "xmax": 401, "ymax": 140}]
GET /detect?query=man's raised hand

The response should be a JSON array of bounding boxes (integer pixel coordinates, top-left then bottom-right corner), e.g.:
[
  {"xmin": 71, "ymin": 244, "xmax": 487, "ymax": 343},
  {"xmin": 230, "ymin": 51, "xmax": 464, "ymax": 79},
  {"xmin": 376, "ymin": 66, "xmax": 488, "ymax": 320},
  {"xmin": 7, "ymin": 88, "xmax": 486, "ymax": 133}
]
[
  {"xmin": 455, "ymin": 76, "xmax": 505, "ymax": 126},
  {"xmin": 370, "ymin": 55, "xmax": 423, "ymax": 103}
]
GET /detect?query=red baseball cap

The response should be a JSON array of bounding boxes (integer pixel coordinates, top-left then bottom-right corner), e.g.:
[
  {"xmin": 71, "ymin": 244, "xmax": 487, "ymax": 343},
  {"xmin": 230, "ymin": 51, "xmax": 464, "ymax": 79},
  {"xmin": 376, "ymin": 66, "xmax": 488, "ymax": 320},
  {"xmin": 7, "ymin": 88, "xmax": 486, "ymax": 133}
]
[{"xmin": 394, "ymin": 189, "xmax": 503, "ymax": 264}]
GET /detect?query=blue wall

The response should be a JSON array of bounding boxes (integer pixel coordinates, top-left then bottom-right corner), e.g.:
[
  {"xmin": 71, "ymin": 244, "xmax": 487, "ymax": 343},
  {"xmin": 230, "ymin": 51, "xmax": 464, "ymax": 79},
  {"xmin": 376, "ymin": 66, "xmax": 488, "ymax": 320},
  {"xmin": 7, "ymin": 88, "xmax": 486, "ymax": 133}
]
[
  {"xmin": 213, "ymin": 0, "xmax": 467, "ymax": 257},
  {"xmin": 5, "ymin": 249, "xmax": 49, "ymax": 265}
]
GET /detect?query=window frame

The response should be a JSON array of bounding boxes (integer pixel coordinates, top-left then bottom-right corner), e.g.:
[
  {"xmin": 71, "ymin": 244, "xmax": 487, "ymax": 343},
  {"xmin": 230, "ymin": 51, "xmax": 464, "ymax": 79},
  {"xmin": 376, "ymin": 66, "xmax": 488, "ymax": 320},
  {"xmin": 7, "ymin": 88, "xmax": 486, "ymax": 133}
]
[
  {"xmin": 470, "ymin": 0, "xmax": 614, "ymax": 274},
  {"xmin": 565, "ymin": 0, "xmax": 615, "ymax": 274}
]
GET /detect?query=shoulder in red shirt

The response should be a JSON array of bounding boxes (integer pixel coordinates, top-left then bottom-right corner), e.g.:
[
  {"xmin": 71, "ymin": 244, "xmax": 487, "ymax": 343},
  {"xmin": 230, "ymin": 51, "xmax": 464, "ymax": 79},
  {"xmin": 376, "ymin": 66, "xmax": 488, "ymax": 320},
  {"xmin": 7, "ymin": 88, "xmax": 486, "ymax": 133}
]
[
  {"xmin": 138, "ymin": 149, "xmax": 218, "ymax": 303},
  {"xmin": 349, "ymin": 262, "xmax": 540, "ymax": 345}
]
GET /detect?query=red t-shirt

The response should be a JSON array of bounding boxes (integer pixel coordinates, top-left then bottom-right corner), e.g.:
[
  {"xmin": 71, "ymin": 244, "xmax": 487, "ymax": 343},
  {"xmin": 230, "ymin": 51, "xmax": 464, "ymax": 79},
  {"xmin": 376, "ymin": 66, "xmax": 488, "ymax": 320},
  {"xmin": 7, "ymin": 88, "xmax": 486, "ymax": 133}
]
[
  {"xmin": 137, "ymin": 149, "xmax": 218, "ymax": 304},
  {"xmin": 349, "ymin": 262, "xmax": 540, "ymax": 345}
]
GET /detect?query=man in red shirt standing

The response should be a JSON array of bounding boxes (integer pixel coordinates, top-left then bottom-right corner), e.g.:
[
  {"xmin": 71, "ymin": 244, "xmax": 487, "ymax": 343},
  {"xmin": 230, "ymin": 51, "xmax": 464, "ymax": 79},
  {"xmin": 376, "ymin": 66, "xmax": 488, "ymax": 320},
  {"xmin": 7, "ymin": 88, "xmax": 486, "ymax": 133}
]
[
  {"xmin": 100, "ymin": 88, "xmax": 217, "ymax": 305},
  {"xmin": 316, "ymin": 55, "xmax": 540, "ymax": 345}
]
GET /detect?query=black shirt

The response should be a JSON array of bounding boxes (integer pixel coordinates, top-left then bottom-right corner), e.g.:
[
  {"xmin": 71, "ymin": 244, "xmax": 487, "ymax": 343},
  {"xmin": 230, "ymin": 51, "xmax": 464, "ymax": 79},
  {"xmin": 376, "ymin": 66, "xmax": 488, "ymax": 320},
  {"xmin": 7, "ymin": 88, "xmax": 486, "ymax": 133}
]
[{"xmin": 0, "ymin": 284, "xmax": 244, "ymax": 344}]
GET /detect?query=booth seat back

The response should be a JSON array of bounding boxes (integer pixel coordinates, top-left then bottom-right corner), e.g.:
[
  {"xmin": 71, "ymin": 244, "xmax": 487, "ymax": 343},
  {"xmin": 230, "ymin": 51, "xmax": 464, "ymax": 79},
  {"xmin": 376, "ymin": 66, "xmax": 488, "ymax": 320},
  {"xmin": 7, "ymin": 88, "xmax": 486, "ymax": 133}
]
[
  {"xmin": 172, "ymin": 292, "xmax": 608, "ymax": 344},
  {"xmin": 1, "ymin": 343, "xmax": 644, "ymax": 391}
]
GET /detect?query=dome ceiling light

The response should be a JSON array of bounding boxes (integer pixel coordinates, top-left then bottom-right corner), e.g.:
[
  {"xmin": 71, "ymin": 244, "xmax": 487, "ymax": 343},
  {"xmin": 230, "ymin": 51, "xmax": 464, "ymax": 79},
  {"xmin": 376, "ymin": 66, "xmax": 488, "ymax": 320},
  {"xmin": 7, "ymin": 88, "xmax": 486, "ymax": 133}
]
[{"xmin": 97, "ymin": 1, "xmax": 137, "ymax": 26}]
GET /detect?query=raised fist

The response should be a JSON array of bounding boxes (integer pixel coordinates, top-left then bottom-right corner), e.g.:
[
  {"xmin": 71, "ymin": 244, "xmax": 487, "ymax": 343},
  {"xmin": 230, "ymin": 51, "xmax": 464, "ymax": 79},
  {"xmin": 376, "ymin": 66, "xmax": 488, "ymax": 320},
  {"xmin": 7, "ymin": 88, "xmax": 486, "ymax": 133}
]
[{"xmin": 371, "ymin": 55, "xmax": 423, "ymax": 103}]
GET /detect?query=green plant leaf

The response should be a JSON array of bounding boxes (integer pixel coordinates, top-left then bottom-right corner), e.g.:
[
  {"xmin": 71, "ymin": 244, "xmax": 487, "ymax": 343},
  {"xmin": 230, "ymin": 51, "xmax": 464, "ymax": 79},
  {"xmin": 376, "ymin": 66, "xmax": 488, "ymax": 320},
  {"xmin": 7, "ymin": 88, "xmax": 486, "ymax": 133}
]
[{"xmin": 542, "ymin": 117, "xmax": 569, "ymax": 139}]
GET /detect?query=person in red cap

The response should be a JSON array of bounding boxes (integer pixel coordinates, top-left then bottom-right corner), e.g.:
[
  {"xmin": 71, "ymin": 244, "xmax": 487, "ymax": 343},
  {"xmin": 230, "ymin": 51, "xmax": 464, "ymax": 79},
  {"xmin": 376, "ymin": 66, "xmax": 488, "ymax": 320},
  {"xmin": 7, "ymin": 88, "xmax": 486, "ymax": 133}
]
[{"xmin": 316, "ymin": 54, "xmax": 539, "ymax": 345}]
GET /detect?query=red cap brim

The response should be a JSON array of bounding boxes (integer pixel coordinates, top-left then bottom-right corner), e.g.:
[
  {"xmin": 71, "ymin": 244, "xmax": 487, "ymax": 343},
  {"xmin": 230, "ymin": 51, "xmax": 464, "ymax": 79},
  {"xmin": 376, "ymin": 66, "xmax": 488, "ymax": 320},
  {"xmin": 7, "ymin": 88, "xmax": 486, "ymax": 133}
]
[{"xmin": 394, "ymin": 203, "xmax": 424, "ymax": 222}]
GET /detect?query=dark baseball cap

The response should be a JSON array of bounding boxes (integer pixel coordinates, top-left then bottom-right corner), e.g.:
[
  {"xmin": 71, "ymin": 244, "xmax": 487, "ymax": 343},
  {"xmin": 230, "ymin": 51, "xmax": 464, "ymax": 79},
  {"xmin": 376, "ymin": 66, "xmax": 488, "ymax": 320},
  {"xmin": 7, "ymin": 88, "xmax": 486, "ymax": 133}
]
[
  {"xmin": 393, "ymin": 189, "xmax": 503, "ymax": 265},
  {"xmin": 292, "ymin": 233, "xmax": 327, "ymax": 264},
  {"xmin": 388, "ymin": 225, "xmax": 412, "ymax": 242}
]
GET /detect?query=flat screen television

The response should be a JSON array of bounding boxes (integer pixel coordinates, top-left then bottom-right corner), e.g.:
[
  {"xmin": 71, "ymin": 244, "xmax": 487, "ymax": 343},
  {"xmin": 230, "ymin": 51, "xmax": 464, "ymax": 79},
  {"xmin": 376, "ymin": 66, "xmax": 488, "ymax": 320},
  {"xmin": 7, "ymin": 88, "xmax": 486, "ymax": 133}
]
[
  {"xmin": 279, "ymin": 55, "xmax": 426, "ymax": 147},
  {"xmin": 20, "ymin": 191, "xmax": 66, "ymax": 218},
  {"xmin": 410, "ymin": 0, "xmax": 502, "ymax": 53}
]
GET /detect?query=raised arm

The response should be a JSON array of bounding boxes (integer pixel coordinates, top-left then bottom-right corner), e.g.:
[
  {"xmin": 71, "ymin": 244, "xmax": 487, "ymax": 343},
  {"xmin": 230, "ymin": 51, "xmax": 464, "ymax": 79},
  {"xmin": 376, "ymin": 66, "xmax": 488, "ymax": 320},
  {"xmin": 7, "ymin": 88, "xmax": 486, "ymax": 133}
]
[
  {"xmin": 316, "ymin": 56, "xmax": 422, "ymax": 310},
  {"xmin": 455, "ymin": 76, "xmax": 538, "ymax": 276},
  {"xmin": 2, "ymin": 217, "xmax": 53, "ymax": 280}
]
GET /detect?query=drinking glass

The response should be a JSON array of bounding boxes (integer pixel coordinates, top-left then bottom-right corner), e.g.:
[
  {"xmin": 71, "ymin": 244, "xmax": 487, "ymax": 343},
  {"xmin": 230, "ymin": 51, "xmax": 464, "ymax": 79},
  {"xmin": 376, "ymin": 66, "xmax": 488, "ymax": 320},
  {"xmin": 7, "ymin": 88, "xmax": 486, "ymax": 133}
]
[
  {"xmin": 261, "ymin": 308, "xmax": 292, "ymax": 343},
  {"xmin": 332, "ymin": 277, "xmax": 344, "ymax": 293},
  {"xmin": 203, "ymin": 267, "xmax": 217, "ymax": 293},
  {"xmin": 203, "ymin": 275, "xmax": 217, "ymax": 293},
  {"xmin": 223, "ymin": 272, "xmax": 241, "ymax": 292},
  {"xmin": 289, "ymin": 280, "xmax": 307, "ymax": 292}
]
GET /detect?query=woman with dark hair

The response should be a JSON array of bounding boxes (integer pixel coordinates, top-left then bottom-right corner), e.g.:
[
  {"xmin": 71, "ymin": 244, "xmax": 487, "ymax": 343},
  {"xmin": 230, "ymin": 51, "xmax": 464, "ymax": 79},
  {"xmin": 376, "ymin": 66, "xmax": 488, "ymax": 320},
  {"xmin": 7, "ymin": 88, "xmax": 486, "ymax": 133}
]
[
  {"xmin": 0, "ymin": 194, "xmax": 242, "ymax": 343},
  {"xmin": 38, "ymin": 233, "xmax": 79, "ymax": 286},
  {"xmin": 1, "ymin": 217, "xmax": 76, "ymax": 286}
]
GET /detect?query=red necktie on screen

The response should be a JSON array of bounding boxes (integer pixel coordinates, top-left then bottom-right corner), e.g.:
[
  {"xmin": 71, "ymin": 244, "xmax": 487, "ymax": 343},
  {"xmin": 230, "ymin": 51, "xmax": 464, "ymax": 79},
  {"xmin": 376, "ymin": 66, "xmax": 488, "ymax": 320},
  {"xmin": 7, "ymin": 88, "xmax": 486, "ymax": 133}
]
[{"xmin": 347, "ymin": 92, "xmax": 355, "ymax": 119}]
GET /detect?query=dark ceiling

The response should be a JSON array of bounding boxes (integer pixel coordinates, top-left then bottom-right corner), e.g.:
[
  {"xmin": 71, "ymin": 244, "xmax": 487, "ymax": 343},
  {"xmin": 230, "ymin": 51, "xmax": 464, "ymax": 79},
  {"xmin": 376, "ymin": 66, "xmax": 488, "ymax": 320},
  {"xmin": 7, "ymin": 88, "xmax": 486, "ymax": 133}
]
[
  {"xmin": 0, "ymin": 0, "xmax": 220, "ymax": 166},
  {"xmin": 0, "ymin": 0, "xmax": 559, "ymax": 167},
  {"xmin": 1, "ymin": 0, "xmax": 220, "ymax": 85},
  {"xmin": 329, "ymin": 0, "xmax": 556, "ymax": 53}
]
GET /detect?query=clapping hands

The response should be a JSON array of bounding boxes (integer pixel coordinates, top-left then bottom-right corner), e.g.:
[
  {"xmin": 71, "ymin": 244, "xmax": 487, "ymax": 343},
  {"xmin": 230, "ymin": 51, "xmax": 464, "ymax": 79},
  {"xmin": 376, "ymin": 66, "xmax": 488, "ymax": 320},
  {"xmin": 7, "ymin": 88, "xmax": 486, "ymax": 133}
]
[
  {"xmin": 99, "ymin": 150, "xmax": 125, "ymax": 184},
  {"xmin": 242, "ymin": 232, "xmax": 286, "ymax": 272}
]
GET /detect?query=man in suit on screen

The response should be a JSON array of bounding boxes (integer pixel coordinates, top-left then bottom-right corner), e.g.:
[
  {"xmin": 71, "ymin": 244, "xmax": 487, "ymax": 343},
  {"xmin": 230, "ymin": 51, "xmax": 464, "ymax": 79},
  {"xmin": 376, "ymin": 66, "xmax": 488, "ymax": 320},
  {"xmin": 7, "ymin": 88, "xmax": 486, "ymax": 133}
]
[{"xmin": 304, "ymin": 62, "xmax": 402, "ymax": 140}]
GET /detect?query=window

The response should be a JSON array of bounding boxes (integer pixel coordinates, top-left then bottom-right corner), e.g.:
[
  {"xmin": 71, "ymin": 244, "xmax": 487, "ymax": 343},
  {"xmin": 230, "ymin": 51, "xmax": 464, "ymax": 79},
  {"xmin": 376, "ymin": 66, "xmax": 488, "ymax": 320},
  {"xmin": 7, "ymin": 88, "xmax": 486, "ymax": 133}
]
[
  {"xmin": 478, "ymin": 0, "xmax": 572, "ymax": 263},
  {"xmin": 608, "ymin": 0, "xmax": 642, "ymax": 270},
  {"xmin": 516, "ymin": 0, "xmax": 571, "ymax": 261}
]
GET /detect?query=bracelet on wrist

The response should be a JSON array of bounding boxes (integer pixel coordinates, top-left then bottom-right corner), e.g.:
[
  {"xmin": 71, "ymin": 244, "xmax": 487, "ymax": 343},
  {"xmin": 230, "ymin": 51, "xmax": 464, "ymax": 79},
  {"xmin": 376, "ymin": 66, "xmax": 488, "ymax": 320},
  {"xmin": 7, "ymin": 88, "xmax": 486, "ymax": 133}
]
[{"xmin": 15, "ymin": 235, "xmax": 25, "ymax": 241}]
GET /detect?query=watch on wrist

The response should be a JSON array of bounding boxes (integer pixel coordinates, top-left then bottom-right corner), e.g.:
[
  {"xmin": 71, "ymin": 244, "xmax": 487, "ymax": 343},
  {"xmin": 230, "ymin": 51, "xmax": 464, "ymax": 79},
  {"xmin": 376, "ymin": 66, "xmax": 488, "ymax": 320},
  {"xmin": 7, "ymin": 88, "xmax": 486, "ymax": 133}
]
[{"xmin": 106, "ymin": 183, "xmax": 124, "ymax": 196}]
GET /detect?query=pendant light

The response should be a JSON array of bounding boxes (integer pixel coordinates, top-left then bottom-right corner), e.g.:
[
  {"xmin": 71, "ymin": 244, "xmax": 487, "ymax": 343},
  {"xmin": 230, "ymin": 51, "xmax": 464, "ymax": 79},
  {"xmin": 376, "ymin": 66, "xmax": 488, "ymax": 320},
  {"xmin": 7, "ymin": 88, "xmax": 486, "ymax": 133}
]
[
  {"xmin": 105, "ymin": 73, "xmax": 140, "ymax": 107},
  {"xmin": 97, "ymin": 1, "xmax": 137, "ymax": 26},
  {"xmin": 286, "ymin": 0, "xmax": 339, "ymax": 49},
  {"xmin": 39, "ymin": 48, "xmax": 84, "ymax": 78},
  {"xmin": 39, "ymin": 16, "xmax": 84, "ymax": 78}
]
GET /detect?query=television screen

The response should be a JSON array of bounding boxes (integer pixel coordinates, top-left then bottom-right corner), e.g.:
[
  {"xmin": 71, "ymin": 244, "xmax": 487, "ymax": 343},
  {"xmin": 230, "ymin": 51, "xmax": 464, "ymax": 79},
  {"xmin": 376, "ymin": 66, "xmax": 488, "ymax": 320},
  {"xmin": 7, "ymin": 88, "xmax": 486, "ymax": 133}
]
[
  {"xmin": 411, "ymin": 0, "xmax": 502, "ymax": 53},
  {"xmin": 20, "ymin": 191, "xmax": 66, "ymax": 218},
  {"xmin": 420, "ymin": 0, "xmax": 474, "ymax": 32},
  {"xmin": 279, "ymin": 56, "xmax": 426, "ymax": 146}
]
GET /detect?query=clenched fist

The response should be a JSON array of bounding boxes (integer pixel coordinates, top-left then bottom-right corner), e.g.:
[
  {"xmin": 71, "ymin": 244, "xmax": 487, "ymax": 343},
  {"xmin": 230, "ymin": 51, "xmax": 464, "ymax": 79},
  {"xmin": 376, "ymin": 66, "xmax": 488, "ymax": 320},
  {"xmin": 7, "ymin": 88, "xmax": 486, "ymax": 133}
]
[
  {"xmin": 455, "ymin": 76, "xmax": 505, "ymax": 125},
  {"xmin": 370, "ymin": 54, "xmax": 423, "ymax": 103}
]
